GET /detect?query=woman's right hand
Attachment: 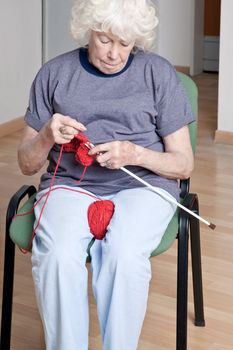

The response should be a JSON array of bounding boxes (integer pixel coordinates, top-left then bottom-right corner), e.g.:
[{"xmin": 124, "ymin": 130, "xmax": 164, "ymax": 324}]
[
  {"xmin": 18, "ymin": 114, "xmax": 86, "ymax": 175},
  {"xmin": 42, "ymin": 113, "xmax": 87, "ymax": 145}
]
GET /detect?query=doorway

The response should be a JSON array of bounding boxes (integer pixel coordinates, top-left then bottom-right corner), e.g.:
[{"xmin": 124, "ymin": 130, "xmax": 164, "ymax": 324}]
[
  {"xmin": 190, "ymin": 0, "xmax": 221, "ymax": 75},
  {"xmin": 203, "ymin": 0, "xmax": 221, "ymax": 72}
]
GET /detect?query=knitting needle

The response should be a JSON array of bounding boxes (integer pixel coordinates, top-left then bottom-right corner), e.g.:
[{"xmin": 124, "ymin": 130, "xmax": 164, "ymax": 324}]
[
  {"xmin": 120, "ymin": 166, "xmax": 216, "ymax": 230},
  {"xmin": 85, "ymin": 142, "xmax": 216, "ymax": 230}
]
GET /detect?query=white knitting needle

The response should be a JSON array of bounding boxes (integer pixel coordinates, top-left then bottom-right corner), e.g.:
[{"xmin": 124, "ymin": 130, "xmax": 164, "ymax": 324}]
[
  {"xmin": 85, "ymin": 142, "xmax": 216, "ymax": 230},
  {"xmin": 120, "ymin": 166, "xmax": 215, "ymax": 230}
]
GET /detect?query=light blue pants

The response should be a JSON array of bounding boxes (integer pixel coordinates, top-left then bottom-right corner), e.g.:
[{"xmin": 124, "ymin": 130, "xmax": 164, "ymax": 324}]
[{"xmin": 32, "ymin": 185, "xmax": 176, "ymax": 350}]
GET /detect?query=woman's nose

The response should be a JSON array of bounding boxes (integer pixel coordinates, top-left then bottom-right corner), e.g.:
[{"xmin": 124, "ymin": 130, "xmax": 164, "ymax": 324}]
[{"xmin": 108, "ymin": 44, "xmax": 119, "ymax": 60}]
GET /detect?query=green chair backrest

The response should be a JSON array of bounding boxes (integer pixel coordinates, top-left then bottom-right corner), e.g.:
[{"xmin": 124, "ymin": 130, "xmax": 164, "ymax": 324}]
[
  {"xmin": 177, "ymin": 72, "xmax": 198, "ymax": 154},
  {"xmin": 150, "ymin": 72, "xmax": 198, "ymax": 257}
]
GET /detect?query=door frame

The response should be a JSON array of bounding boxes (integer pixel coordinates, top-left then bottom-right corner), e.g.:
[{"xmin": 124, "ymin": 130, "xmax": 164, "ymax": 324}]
[{"xmin": 190, "ymin": 0, "xmax": 205, "ymax": 76}]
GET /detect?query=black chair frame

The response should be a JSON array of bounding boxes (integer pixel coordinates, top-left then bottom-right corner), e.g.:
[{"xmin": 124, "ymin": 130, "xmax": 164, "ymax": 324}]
[{"xmin": 0, "ymin": 179, "xmax": 205, "ymax": 350}]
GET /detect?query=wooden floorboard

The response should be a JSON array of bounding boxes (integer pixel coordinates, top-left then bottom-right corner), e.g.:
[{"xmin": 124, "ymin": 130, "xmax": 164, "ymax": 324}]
[{"xmin": 0, "ymin": 73, "xmax": 233, "ymax": 349}]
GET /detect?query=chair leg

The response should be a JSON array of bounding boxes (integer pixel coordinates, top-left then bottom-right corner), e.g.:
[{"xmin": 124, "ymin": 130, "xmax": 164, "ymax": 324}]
[
  {"xmin": 176, "ymin": 211, "xmax": 189, "ymax": 350},
  {"xmin": 190, "ymin": 195, "xmax": 205, "ymax": 327},
  {"xmin": 0, "ymin": 185, "xmax": 37, "ymax": 350},
  {"xmin": 0, "ymin": 229, "xmax": 15, "ymax": 350}
]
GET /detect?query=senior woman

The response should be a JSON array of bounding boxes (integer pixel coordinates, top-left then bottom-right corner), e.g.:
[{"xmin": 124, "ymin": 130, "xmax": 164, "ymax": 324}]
[{"xmin": 18, "ymin": 0, "xmax": 195, "ymax": 349}]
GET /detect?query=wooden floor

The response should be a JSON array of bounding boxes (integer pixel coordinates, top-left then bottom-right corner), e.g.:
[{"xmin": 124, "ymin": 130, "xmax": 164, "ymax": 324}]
[{"xmin": 1, "ymin": 73, "xmax": 233, "ymax": 349}]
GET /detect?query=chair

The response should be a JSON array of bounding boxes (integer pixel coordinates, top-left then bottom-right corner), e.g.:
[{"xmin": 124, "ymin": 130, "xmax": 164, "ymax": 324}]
[{"xmin": 0, "ymin": 72, "xmax": 205, "ymax": 350}]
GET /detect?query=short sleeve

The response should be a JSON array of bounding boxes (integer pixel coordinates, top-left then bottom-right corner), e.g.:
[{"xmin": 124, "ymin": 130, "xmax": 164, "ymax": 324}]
[
  {"xmin": 155, "ymin": 64, "xmax": 195, "ymax": 138},
  {"xmin": 24, "ymin": 65, "xmax": 54, "ymax": 131}
]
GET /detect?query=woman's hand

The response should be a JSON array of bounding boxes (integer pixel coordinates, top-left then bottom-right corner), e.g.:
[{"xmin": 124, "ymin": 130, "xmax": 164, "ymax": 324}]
[
  {"xmin": 88, "ymin": 126, "xmax": 194, "ymax": 180},
  {"xmin": 41, "ymin": 113, "xmax": 86, "ymax": 145},
  {"xmin": 88, "ymin": 140, "xmax": 140, "ymax": 169},
  {"xmin": 18, "ymin": 114, "xmax": 87, "ymax": 175}
]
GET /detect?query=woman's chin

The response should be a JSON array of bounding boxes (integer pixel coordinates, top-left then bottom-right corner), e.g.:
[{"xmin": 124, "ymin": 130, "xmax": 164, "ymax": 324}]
[{"xmin": 99, "ymin": 62, "xmax": 124, "ymax": 74}]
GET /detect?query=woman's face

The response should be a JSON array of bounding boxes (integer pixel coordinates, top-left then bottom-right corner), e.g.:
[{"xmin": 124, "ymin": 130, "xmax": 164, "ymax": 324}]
[{"xmin": 88, "ymin": 31, "xmax": 135, "ymax": 74}]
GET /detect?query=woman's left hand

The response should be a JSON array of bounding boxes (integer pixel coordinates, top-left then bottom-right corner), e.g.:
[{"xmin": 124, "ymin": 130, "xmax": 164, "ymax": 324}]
[
  {"xmin": 88, "ymin": 126, "xmax": 194, "ymax": 179},
  {"xmin": 88, "ymin": 140, "xmax": 140, "ymax": 169}
]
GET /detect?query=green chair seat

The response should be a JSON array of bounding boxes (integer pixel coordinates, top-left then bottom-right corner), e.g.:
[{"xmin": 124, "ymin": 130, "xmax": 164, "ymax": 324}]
[
  {"xmin": 9, "ymin": 193, "xmax": 36, "ymax": 251},
  {"xmin": 8, "ymin": 174, "xmax": 182, "ymax": 259},
  {"xmin": 9, "ymin": 193, "xmax": 180, "ymax": 257},
  {"xmin": 152, "ymin": 207, "xmax": 179, "ymax": 256}
]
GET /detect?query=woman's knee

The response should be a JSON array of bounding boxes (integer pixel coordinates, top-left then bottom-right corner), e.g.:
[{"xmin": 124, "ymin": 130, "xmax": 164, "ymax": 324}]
[
  {"xmin": 102, "ymin": 237, "xmax": 151, "ymax": 282},
  {"xmin": 33, "ymin": 231, "xmax": 90, "ymax": 269}
]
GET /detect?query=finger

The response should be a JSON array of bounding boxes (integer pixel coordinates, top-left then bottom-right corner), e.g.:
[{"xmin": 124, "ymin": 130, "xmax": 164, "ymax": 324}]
[
  {"xmin": 59, "ymin": 126, "xmax": 78, "ymax": 136},
  {"xmin": 95, "ymin": 151, "xmax": 111, "ymax": 164},
  {"xmin": 106, "ymin": 160, "xmax": 113, "ymax": 168},
  {"xmin": 99, "ymin": 160, "xmax": 114, "ymax": 169},
  {"xmin": 88, "ymin": 143, "xmax": 111, "ymax": 155},
  {"xmin": 99, "ymin": 161, "xmax": 110, "ymax": 167},
  {"xmin": 54, "ymin": 114, "xmax": 87, "ymax": 132},
  {"xmin": 60, "ymin": 133, "xmax": 74, "ymax": 141}
]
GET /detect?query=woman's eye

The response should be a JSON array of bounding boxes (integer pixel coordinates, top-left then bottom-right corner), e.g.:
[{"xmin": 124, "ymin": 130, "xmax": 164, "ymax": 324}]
[
  {"xmin": 99, "ymin": 36, "xmax": 110, "ymax": 44},
  {"xmin": 121, "ymin": 42, "xmax": 130, "ymax": 47}
]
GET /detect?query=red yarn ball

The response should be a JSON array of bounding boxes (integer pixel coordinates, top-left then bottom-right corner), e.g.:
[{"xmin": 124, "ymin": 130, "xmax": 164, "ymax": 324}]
[{"xmin": 88, "ymin": 200, "xmax": 115, "ymax": 240}]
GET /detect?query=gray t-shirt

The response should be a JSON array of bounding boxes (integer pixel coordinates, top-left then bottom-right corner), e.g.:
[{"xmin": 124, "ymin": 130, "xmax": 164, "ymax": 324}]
[{"xmin": 25, "ymin": 48, "xmax": 195, "ymax": 200}]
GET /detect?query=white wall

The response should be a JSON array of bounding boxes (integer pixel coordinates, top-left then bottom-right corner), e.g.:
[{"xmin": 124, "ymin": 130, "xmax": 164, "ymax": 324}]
[
  {"xmin": 0, "ymin": 0, "xmax": 194, "ymax": 126},
  {"xmin": 155, "ymin": 0, "xmax": 192, "ymax": 66},
  {"xmin": 0, "ymin": 0, "xmax": 42, "ymax": 124},
  {"xmin": 42, "ymin": 0, "xmax": 77, "ymax": 62},
  {"xmin": 218, "ymin": 0, "xmax": 233, "ymax": 132},
  {"xmin": 1, "ymin": 0, "xmax": 231, "ymax": 134}
]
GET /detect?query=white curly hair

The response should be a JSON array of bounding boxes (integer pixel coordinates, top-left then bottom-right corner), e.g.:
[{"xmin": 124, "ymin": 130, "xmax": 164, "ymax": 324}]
[{"xmin": 70, "ymin": 0, "xmax": 158, "ymax": 51}]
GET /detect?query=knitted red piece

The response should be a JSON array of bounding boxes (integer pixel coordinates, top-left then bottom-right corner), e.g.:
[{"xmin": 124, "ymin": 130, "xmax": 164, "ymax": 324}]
[
  {"xmin": 63, "ymin": 133, "xmax": 95, "ymax": 166},
  {"xmin": 88, "ymin": 200, "xmax": 115, "ymax": 240},
  {"xmin": 63, "ymin": 133, "xmax": 115, "ymax": 240},
  {"xmin": 75, "ymin": 142, "xmax": 93, "ymax": 166}
]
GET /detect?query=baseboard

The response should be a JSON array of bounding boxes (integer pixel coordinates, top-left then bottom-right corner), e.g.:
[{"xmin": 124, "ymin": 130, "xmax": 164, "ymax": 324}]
[
  {"xmin": 215, "ymin": 130, "xmax": 233, "ymax": 145},
  {"xmin": 175, "ymin": 66, "xmax": 190, "ymax": 75},
  {"xmin": 0, "ymin": 116, "xmax": 25, "ymax": 138}
]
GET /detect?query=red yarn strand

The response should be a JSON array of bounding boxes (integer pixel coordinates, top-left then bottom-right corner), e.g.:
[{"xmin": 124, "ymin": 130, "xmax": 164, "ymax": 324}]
[{"xmin": 16, "ymin": 134, "xmax": 115, "ymax": 254}]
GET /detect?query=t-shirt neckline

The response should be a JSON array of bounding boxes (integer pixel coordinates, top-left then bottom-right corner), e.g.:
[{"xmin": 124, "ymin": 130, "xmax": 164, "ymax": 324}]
[{"xmin": 79, "ymin": 47, "xmax": 134, "ymax": 78}]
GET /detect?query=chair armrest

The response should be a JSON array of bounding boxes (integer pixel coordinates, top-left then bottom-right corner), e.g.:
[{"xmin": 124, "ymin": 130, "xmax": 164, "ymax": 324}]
[
  {"xmin": 181, "ymin": 192, "xmax": 198, "ymax": 211},
  {"xmin": 180, "ymin": 178, "xmax": 190, "ymax": 199},
  {"xmin": 178, "ymin": 192, "xmax": 198, "ymax": 235}
]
